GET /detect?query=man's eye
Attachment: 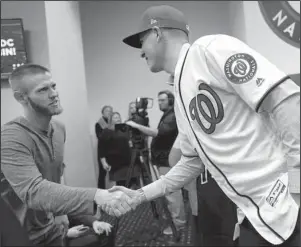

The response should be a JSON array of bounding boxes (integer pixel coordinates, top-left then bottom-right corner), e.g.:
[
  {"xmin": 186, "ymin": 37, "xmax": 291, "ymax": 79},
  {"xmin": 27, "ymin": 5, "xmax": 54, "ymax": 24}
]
[{"xmin": 39, "ymin": 87, "xmax": 48, "ymax": 92}]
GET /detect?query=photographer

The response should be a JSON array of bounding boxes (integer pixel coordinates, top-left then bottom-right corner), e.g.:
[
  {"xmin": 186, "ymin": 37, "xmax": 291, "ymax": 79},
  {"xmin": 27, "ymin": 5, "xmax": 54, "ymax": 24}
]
[{"xmin": 126, "ymin": 90, "xmax": 186, "ymax": 235}]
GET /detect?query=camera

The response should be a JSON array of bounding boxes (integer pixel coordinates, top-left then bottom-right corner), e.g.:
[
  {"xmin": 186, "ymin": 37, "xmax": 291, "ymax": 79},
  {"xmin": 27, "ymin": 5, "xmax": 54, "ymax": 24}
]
[{"xmin": 115, "ymin": 97, "xmax": 153, "ymax": 149}]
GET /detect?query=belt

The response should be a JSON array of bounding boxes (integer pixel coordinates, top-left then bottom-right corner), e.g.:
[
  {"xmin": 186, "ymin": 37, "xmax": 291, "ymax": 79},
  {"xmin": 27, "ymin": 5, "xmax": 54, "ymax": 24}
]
[{"xmin": 200, "ymin": 168, "xmax": 209, "ymax": 185}]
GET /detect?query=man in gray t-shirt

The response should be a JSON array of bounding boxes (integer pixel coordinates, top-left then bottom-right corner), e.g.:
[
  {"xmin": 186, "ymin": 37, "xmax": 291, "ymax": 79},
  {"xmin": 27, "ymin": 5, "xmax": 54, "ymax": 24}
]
[{"xmin": 1, "ymin": 64, "xmax": 132, "ymax": 246}]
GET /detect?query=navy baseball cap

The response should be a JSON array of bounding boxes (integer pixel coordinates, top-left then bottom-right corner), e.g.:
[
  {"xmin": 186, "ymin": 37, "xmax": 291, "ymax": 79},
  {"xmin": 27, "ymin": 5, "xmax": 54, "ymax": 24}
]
[{"xmin": 123, "ymin": 5, "xmax": 189, "ymax": 49}]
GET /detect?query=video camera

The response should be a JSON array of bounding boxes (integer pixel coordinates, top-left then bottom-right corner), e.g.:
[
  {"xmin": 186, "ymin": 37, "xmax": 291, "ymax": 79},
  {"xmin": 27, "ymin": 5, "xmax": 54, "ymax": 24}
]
[{"xmin": 115, "ymin": 97, "xmax": 153, "ymax": 149}]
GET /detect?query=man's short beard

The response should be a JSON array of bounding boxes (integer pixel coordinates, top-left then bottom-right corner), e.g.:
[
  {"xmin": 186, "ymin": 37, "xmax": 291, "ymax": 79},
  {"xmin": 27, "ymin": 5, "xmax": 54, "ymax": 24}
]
[{"xmin": 28, "ymin": 97, "xmax": 63, "ymax": 116}]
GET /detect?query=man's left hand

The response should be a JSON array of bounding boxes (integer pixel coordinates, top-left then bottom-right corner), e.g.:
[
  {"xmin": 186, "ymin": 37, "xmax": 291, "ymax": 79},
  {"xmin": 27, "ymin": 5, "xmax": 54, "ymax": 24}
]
[
  {"xmin": 92, "ymin": 221, "xmax": 112, "ymax": 236},
  {"xmin": 55, "ymin": 215, "xmax": 69, "ymax": 230}
]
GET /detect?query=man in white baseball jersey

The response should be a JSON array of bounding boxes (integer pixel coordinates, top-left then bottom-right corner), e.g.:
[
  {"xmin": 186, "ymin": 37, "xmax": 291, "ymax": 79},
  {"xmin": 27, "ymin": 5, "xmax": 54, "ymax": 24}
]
[{"xmin": 107, "ymin": 5, "xmax": 300, "ymax": 246}]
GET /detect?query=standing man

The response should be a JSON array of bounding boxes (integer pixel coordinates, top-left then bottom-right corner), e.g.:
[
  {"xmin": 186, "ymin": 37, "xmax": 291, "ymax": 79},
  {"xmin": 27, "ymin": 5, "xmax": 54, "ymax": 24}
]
[
  {"xmin": 126, "ymin": 90, "xmax": 186, "ymax": 234},
  {"xmin": 109, "ymin": 5, "xmax": 300, "ymax": 247},
  {"xmin": 1, "ymin": 64, "xmax": 132, "ymax": 246}
]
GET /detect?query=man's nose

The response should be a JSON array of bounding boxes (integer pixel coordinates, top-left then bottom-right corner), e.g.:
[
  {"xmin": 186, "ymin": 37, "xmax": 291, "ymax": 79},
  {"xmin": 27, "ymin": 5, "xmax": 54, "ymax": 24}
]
[{"xmin": 49, "ymin": 88, "xmax": 58, "ymax": 98}]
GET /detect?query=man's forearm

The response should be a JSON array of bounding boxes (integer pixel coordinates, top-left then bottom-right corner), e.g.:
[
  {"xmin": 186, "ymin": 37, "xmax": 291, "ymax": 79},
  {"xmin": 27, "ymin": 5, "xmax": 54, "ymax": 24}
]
[
  {"xmin": 136, "ymin": 124, "xmax": 158, "ymax": 137},
  {"xmin": 262, "ymin": 80, "xmax": 300, "ymax": 194},
  {"xmin": 271, "ymin": 94, "xmax": 300, "ymax": 194},
  {"xmin": 141, "ymin": 156, "xmax": 203, "ymax": 201},
  {"xmin": 26, "ymin": 178, "xmax": 97, "ymax": 216}
]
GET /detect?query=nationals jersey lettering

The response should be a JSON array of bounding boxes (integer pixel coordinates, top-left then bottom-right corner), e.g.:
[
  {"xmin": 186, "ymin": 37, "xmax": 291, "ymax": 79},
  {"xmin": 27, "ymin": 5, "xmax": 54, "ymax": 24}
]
[{"xmin": 189, "ymin": 83, "xmax": 224, "ymax": 134}]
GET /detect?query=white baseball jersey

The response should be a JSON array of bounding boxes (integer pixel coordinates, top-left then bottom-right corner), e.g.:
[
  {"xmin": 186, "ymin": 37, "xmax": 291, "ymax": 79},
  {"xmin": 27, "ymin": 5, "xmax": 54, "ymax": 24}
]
[{"xmin": 142, "ymin": 34, "xmax": 299, "ymax": 245}]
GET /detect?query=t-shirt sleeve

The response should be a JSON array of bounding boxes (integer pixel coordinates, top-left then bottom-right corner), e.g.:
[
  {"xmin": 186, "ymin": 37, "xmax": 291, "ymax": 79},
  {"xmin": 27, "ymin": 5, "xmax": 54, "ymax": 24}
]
[
  {"xmin": 204, "ymin": 35, "xmax": 289, "ymax": 112},
  {"xmin": 1, "ymin": 126, "xmax": 97, "ymax": 217}
]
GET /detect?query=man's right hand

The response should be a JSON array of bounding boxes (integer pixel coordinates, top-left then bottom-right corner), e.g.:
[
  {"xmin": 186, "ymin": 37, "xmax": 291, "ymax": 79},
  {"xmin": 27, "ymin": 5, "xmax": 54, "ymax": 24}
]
[
  {"xmin": 94, "ymin": 189, "xmax": 133, "ymax": 217},
  {"xmin": 67, "ymin": 225, "xmax": 89, "ymax": 238},
  {"xmin": 108, "ymin": 186, "xmax": 147, "ymax": 208}
]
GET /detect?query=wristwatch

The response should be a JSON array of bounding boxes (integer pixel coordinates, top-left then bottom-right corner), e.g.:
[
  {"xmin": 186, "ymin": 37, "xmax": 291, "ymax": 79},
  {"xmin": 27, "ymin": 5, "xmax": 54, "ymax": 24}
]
[{"xmin": 137, "ymin": 188, "xmax": 147, "ymax": 203}]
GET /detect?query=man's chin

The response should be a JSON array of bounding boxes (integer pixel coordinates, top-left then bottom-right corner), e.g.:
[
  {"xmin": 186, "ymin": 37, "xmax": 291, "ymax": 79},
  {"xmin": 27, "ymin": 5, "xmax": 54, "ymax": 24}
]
[
  {"xmin": 51, "ymin": 107, "xmax": 63, "ymax": 116},
  {"xmin": 149, "ymin": 65, "xmax": 162, "ymax": 73}
]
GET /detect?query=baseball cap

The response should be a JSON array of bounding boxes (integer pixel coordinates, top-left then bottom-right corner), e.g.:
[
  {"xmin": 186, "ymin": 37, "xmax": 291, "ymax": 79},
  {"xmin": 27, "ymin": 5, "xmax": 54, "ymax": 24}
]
[{"xmin": 123, "ymin": 5, "xmax": 189, "ymax": 49}]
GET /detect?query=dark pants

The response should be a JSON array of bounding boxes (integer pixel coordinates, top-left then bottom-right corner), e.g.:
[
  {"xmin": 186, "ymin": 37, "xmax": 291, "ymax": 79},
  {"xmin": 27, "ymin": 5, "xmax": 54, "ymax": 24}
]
[
  {"xmin": 0, "ymin": 196, "xmax": 32, "ymax": 246},
  {"xmin": 116, "ymin": 177, "xmax": 138, "ymax": 188},
  {"xmin": 196, "ymin": 170, "xmax": 238, "ymax": 246},
  {"xmin": 239, "ymin": 210, "xmax": 300, "ymax": 247},
  {"xmin": 97, "ymin": 165, "xmax": 106, "ymax": 189},
  {"xmin": 192, "ymin": 215, "xmax": 202, "ymax": 246},
  {"xmin": 67, "ymin": 228, "xmax": 114, "ymax": 247}
]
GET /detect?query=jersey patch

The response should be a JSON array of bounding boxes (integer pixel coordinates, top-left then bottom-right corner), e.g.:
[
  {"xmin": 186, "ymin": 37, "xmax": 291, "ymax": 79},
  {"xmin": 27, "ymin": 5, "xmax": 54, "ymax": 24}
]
[
  {"xmin": 266, "ymin": 179, "xmax": 286, "ymax": 207},
  {"xmin": 224, "ymin": 53, "xmax": 257, "ymax": 84}
]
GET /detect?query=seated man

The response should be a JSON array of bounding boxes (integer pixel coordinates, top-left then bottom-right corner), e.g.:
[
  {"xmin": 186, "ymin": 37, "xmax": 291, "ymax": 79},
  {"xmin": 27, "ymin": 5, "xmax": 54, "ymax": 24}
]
[{"xmin": 1, "ymin": 64, "xmax": 130, "ymax": 246}]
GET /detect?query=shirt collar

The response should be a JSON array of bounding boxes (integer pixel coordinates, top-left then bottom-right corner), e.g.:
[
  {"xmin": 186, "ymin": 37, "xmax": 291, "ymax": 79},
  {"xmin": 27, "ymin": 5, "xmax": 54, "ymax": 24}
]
[
  {"xmin": 174, "ymin": 43, "xmax": 190, "ymax": 82},
  {"xmin": 172, "ymin": 43, "xmax": 190, "ymax": 94},
  {"xmin": 18, "ymin": 116, "xmax": 53, "ymax": 137}
]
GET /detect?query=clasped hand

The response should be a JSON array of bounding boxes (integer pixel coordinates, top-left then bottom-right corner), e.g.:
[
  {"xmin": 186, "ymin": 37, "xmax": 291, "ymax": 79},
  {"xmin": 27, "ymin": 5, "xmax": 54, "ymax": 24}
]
[{"xmin": 94, "ymin": 186, "xmax": 143, "ymax": 217}]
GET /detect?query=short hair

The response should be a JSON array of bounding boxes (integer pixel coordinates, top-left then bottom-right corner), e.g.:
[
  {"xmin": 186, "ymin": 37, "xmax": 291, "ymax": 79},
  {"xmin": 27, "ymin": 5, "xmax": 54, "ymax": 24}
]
[
  {"xmin": 108, "ymin": 112, "xmax": 121, "ymax": 126},
  {"xmin": 101, "ymin": 105, "xmax": 113, "ymax": 114},
  {"xmin": 158, "ymin": 90, "xmax": 175, "ymax": 106},
  {"xmin": 8, "ymin": 63, "xmax": 50, "ymax": 93},
  {"xmin": 128, "ymin": 101, "xmax": 136, "ymax": 118},
  {"xmin": 161, "ymin": 27, "xmax": 189, "ymax": 42}
]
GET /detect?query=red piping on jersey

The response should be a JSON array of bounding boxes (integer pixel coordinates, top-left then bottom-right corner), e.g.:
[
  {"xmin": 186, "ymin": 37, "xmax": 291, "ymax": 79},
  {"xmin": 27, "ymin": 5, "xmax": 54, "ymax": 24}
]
[{"xmin": 177, "ymin": 48, "xmax": 285, "ymax": 243}]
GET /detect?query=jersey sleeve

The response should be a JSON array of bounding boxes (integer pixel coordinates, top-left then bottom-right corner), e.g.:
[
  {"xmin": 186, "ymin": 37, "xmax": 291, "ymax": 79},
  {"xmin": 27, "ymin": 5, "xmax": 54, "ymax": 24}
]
[
  {"xmin": 142, "ymin": 117, "xmax": 204, "ymax": 201},
  {"xmin": 204, "ymin": 35, "xmax": 289, "ymax": 112}
]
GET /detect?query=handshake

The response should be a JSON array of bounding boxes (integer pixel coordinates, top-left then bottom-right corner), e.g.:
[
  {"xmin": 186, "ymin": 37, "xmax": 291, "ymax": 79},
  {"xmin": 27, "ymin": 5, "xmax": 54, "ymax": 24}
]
[{"xmin": 94, "ymin": 186, "xmax": 147, "ymax": 217}]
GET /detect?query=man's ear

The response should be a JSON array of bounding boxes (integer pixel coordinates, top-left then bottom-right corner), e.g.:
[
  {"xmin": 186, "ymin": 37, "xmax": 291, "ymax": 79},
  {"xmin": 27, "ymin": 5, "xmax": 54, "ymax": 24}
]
[
  {"xmin": 13, "ymin": 91, "xmax": 27, "ymax": 104},
  {"xmin": 153, "ymin": 26, "xmax": 163, "ymax": 43}
]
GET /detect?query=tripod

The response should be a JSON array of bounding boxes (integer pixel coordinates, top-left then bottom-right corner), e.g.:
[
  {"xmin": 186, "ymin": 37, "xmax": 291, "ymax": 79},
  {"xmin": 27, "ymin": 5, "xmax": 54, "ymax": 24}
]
[{"xmin": 124, "ymin": 146, "xmax": 180, "ymax": 242}]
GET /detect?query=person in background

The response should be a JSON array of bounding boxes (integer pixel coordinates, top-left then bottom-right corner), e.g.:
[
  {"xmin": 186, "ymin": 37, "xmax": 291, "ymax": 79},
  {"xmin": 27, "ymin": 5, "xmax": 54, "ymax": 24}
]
[
  {"xmin": 126, "ymin": 91, "xmax": 186, "ymax": 235},
  {"xmin": 99, "ymin": 112, "xmax": 139, "ymax": 188},
  {"xmin": 128, "ymin": 101, "xmax": 137, "ymax": 120},
  {"xmin": 95, "ymin": 105, "xmax": 113, "ymax": 189},
  {"xmin": 96, "ymin": 106, "xmax": 113, "ymax": 132}
]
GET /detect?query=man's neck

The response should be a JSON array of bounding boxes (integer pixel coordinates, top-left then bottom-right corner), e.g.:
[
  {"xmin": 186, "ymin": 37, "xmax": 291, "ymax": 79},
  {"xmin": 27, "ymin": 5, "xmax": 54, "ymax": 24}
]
[
  {"xmin": 24, "ymin": 109, "xmax": 52, "ymax": 132},
  {"xmin": 162, "ymin": 106, "xmax": 173, "ymax": 114},
  {"xmin": 164, "ymin": 40, "xmax": 188, "ymax": 76}
]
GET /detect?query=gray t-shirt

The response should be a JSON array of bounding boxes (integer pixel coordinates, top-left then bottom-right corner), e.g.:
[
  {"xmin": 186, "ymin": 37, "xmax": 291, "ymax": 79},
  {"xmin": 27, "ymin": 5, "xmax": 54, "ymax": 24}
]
[{"xmin": 1, "ymin": 117, "xmax": 97, "ymax": 245}]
